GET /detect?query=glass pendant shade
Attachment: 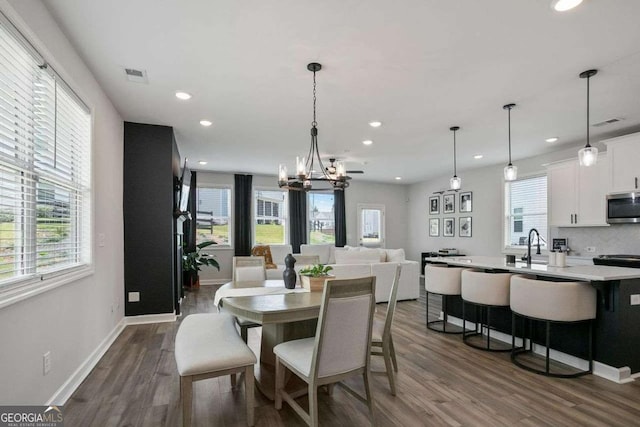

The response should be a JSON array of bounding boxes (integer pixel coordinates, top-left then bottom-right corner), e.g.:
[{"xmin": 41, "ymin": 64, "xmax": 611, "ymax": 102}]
[
  {"xmin": 450, "ymin": 175, "xmax": 461, "ymax": 190},
  {"xmin": 579, "ymin": 145, "xmax": 598, "ymax": 167},
  {"xmin": 504, "ymin": 164, "xmax": 518, "ymax": 181},
  {"xmin": 278, "ymin": 164, "xmax": 288, "ymax": 184}
]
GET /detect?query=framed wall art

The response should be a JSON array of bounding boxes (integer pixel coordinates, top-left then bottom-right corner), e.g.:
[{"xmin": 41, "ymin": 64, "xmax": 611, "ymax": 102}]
[
  {"xmin": 460, "ymin": 216, "xmax": 472, "ymax": 237},
  {"xmin": 429, "ymin": 218, "xmax": 439, "ymax": 236},
  {"xmin": 460, "ymin": 191, "xmax": 472, "ymax": 213},
  {"xmin": 443, "ymin": 194, "xmax": 455, "ymax": 214},
  {"xmin": 429, "ymin": 195, "xmax": 440, "ymax": 215},
  {"xmin": 443, "ymin": 217, "xmax": 454, "ymax": 237}
]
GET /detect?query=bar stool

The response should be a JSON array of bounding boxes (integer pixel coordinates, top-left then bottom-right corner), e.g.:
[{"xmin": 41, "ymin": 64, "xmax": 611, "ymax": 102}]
[
  {"xmin": 461, "ymin": 270, "xmax": 512, "ymax": 352},
  {"xmin": 424, "ymin": 264, "xmax": 467, "ymax": 334},
  {"xmin": 510, "ymin": 274, "xmax": 597, "ymax": 378}
]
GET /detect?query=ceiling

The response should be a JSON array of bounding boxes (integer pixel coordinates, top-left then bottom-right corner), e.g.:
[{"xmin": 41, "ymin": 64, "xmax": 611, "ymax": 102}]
[{"xmin": 44, "ymin": 0, "xmax": 640, "ymax": 184}]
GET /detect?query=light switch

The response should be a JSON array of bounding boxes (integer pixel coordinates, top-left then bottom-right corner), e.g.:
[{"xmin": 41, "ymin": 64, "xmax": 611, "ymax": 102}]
[{"xmin": 98, "ymin": 233, "xmax": 106, "ymax": 247}]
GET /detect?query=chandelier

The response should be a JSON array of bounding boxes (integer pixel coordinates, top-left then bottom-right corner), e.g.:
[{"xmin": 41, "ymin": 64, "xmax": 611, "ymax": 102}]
[{"xmin": 278, "ymin": 63, "xmax": 351, "ymax": 191}]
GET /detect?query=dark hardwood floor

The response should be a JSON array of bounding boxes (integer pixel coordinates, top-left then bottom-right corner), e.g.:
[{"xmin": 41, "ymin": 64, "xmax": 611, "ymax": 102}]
[{"xmin": 64, "ymin": 285, "xmax": 640, "ymax": 426}]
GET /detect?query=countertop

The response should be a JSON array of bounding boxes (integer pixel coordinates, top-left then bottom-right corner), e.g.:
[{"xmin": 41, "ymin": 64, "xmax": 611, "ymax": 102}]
[{"xmin": 427, "ymin": 256, "xmax": 640, "ymax": 281}]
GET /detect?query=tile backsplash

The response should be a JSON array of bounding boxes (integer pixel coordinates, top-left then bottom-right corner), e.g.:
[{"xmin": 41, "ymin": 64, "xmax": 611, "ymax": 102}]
[{"xmin": 552, "ymin": 224, "xmax": 640, "ymax": 256}]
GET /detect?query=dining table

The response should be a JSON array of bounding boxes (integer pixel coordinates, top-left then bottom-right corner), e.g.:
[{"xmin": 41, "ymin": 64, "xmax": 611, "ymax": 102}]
[{"xmin": 216, "ymin": 279, "xmax": 324, "ymax": 400}]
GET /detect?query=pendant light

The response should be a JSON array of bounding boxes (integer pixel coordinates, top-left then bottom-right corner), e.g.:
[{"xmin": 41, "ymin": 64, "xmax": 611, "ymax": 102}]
[
  {"xmin": 278, "ymin": 63, "xmax": 351, "ymax": 191},
  {"xmin": 449, "ymin": 126, "xmax": 461, "ymax": 190},
  {"xmin": 503, "ymin": 103, "xmax": 517, "ymax": 181},
  {"xmin": 578, "ymin": 69, "xmax": 598, "ymax": 167}
]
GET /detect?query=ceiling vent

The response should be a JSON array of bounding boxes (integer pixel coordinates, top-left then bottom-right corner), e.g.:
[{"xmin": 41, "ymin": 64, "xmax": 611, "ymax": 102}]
[
  {"xmin": 124, "ymin": 68, "xmax": 148, "ymax": 84},
  {"xmin": 592, "ymin": 117, "xmax": 624, "ymax": 127}
]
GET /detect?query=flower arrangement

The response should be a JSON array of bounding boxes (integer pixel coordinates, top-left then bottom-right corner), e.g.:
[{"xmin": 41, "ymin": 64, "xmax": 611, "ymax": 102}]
[{"xmin": 299, "ymin": 264, "xmax": 333, "ymax": 277}]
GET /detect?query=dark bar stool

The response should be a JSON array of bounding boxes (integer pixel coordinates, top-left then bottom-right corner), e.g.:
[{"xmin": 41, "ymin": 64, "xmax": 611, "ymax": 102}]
[{"xmin": 510, "ymin": 274, "xmax": 596, "ymax": 378}]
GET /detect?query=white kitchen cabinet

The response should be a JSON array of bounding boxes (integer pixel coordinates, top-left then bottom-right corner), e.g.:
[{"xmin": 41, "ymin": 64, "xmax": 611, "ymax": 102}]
[
  {"xmin": 604, "ymin": 133, "xmax": 640, "ymax": 193},
  {"xmin": 547, "ymin": 155, "xmax": 608, "ymax": 227}
]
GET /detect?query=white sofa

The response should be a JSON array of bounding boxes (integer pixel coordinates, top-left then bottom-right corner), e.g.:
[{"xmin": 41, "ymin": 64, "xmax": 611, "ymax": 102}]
[{"xmin": 262, "ymin": 244, "xmax": 420, "ymax": 303}]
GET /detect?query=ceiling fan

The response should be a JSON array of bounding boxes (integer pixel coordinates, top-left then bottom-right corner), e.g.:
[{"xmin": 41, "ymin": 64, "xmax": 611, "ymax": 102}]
[{"xmin": 325, "ymin": 158, "xmax": 364, "ymax": 175}]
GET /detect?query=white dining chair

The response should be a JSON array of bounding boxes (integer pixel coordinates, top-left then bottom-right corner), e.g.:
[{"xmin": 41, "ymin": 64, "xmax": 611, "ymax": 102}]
[
  {"xmin": 231, "ymin": 256, "xmax": 266, "ymax": 341},
  {"xmin": 274, "ymin": 276, "xmax": 377, "ymax": 427},
  {"xmin": 370, "ymin": 264, "xmax": 402, "ymax": 395}
]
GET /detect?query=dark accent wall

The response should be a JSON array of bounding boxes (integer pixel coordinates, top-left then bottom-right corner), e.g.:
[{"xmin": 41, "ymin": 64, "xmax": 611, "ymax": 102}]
[{"xmin": 124, "ymin": 122, "xmax": 178, "ymax": 316}]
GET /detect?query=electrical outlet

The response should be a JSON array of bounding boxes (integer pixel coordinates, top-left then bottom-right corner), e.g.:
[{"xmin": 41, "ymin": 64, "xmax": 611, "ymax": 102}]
[
  {"xmin": 128, "ymin": 292, "xmax": 140, "ymax": 302},
  {"xmin": 43, "ymin": 351, "xmax": 51, "ymax": 375},
  {"xmin": 585, "ymin": 246, "xmax": 596, "ymax": 253},
  {"xmin": 631, "ymin": 294, "xmax": 640, "ymax": 306}
]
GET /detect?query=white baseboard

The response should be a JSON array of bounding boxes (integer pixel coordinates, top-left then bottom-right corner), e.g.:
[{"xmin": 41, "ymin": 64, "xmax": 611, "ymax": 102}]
[
  {"xmin": 46, "ymin": 318, "xmax": 126, "ymax": 405},
  {"xmin": 446, "ymin": 314, "xmax": 635, "ymax": 384},
  {"xmin": 124, "ymin": 312, "xmax": 177, "ymax": 325}
]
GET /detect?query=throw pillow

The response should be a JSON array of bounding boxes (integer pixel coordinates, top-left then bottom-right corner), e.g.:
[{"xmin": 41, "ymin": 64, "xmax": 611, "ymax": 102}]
[{"xmin": 385, "ymin": 248, "xmax": 406, "ymax": 263}]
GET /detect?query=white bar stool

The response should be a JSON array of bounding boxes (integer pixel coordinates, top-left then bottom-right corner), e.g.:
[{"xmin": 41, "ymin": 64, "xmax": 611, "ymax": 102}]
[
  {"xmin": 424, "ymin": 264, "xmax": 468, "ymax": 334},
  {"xmin": 510, "ymin": 274, "xmax": 597, "ymax": 378},
  {"xmin": 461, "ymin": 270, "xmax": 512, "ymax": 352}
]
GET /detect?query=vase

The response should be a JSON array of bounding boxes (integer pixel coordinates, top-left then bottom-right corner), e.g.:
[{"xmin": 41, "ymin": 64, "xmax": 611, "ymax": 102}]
[{"xmin": 283, "ymin": 253, "xmax": 297, "ymax": 289}]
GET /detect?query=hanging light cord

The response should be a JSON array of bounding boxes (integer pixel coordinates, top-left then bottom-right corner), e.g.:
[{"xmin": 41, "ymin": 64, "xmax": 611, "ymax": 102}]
[
  {"xmin": 507, "ymin": 106, "xmax": 512, "ymax": 165},
  {"xmin": 453, "ymin": 129, "xmax": 457, "ymax": 176},
  {"xmin": 312, "ymin": 69, "xmax": 317, "ymax": 127},
  {"xmin": 586, "ymin": 74, "xmax": 591, "ymax": 148}
]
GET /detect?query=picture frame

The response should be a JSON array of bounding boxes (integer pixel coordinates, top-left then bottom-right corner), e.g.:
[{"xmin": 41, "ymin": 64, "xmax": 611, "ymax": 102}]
[
  {"xmin": 429, "ymin": 196, "xmax": 440, "ymax": 215},
  {"xmin": 459, "ymin": 191, "xmax": 472, "ymax": 213},
  {"xmin": 429, "ymin": 218, "xmax": 439, "ymax": 236},
  {"xmin": 460, "ymin": 216, "xmax": 472, "ymax": 237},
  {"xmin": 443, "ymin": 217, "xmax": 455, "ymax": 237},
  {"xmin": 443, "ymin": 194, "xmax": 455, "ymax": 214}
]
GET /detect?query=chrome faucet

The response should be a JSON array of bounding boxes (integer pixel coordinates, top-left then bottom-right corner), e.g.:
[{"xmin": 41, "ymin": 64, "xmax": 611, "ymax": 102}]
[{"xmin": 523, "ymin": 228, "xmax": 542, "ymax": 265}]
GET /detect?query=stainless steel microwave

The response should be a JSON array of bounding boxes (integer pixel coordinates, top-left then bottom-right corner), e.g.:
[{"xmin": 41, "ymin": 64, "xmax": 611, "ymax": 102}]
[{"xmin": 607, "ymin": 192, "xmax": 640, "ymax": 224}]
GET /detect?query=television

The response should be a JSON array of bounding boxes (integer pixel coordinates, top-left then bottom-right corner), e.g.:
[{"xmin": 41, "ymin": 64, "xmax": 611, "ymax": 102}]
[{"xmin": 177, "ymin": 159, "xmax": 191, "ymax": 215}]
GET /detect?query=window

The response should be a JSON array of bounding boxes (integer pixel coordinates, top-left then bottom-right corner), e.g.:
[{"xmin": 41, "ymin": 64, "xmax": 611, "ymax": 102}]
[
  {"xmin": 307, "ymin": 192, "xmax": 335, "ymax": 244},
  {"xmin": 504, "ymin": 175, "xmax": 548, "ymax": 249},
  {"xmin": 0, "ymin": 14, "xmax": 91, "ymax": 289},
  {"xmin": 254, "ymin": 189, "xmax": 287, "ymax": 245},
  {"xmin": 196, "ymin": 186, "xmax": 231, "ymax": 245}
]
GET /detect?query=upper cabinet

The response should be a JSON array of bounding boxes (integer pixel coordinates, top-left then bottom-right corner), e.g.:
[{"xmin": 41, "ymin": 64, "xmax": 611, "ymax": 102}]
[
  {"xmin": 604, "ymin": 132, "xmax": 640, "ymax": 193},
  {"xmin": 547, "ymin": 154, "xmax": 609, "ymax": 227}
]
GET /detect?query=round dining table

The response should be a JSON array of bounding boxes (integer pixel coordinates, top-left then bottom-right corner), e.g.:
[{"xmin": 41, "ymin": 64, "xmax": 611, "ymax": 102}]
[{"xmin": 218, "ymin": 280, "xmax": 323, "ymax": 400}]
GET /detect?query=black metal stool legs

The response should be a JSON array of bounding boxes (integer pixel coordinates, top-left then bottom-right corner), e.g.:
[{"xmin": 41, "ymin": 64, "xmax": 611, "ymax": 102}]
[
  {"xmin": 462, "ymin": 300, "xmax": 511, "ymax": 352},
  {"xmin": 426, "ymin": 292, "xmax": 465, "ymax": 334}
]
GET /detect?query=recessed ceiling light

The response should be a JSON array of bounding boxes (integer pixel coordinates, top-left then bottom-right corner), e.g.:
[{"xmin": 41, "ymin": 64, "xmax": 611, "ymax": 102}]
[
  {"xmin": 200, "ymin": 120, "xmax": 212, "ymax": 127},
  {"xmin": 395, "ymin": 176, "xmax": 402, "ymax": 180},
  {"xmin": 546, "ymin": 137, "xmax": 559, "ymax": 143},
  {"xmin": 369, "ymin": 121, "xmax": 382, "ymax": 128},
  {"xmin": 362, "ymin": 140, "xmax": 373, "ymax": 146},
  {"xmin": 473, "ymin": 154, "xmax": 483, "ymax": 159},
  {"xmin": 175, "ymin": 91, "xmax": 192, "ymax": 100},
  {"xmin": 551, "ymin": 0, "xmax": 583, "ymax": 12},
  {"xmin": 198, "ymin": 161, "xmax": 208, "ymax": 165}
]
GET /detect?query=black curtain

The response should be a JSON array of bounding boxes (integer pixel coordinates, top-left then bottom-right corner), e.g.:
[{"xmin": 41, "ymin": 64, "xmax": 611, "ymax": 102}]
[
  {"xmin": 289, "ymin": 190, "xmax": 307, "ymax": 253},
  {"xmin": 234, "ymin": 174, "xmax": 253, "ymax": 256},
  {"xmin": 334, "ymin": 189, "xmax": 347, "ymax": 247},
  {"xmin": 183, "ymin": 171, "xmax": 197, "ymax": 252}
]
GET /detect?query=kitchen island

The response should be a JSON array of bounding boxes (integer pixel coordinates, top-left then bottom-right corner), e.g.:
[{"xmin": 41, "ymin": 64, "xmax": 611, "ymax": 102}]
[{"xmin": 426, "ymin": 256, "xmax": 640, "ymax": 383}]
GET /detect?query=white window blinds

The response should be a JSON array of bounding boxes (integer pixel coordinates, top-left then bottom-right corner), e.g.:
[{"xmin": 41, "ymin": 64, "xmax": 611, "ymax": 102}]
[
  {"xmin": 504, "ymin": 175, "xmax": 547, "ymax": 248},
  {"xmin": 0, "ymin": 13, "xmax": 91, "ymax": 287}
]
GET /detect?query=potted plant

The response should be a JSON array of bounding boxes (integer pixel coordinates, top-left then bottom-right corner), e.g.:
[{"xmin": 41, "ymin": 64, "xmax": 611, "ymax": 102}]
[
  {"xmin": 182, "ymin": 241, "xmax": 220, "ymax": 288},
  {"xmin": 299, "ymin": 264, "xmax": 334, "ymax": 292}
]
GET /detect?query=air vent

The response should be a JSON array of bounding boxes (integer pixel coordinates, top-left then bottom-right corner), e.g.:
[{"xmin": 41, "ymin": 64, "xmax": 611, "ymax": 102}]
[
  {"xmin": 592, "ymin": 118, "xmax": 624, "ymax": 127},
  {"xmin": 124, "ymin": 68, "xmax": 148, "ymax": 84}
]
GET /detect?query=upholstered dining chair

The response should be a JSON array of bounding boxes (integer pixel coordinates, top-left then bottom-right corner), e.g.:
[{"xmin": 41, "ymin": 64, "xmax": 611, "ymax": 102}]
[
  {"xmin": 231, "ymin": 256, "xmax": 266, "ymax": 342},
  {"xmin": 274, "ymin": 276, "xmax": 377, "ymax": 427},
  {"xmin": 370, "ymin": 264, "xmax": 402, "ymax": 395}
]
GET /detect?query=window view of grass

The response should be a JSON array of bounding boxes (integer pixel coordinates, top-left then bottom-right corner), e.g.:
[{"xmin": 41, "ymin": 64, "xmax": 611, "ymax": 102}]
[
  {"xmin": 255, "ymin": 223, "xmax": 285, "ymax": 245},
  {"xmin": 310, "ymin": 230, "xmax": 335, "ymax": 244}
]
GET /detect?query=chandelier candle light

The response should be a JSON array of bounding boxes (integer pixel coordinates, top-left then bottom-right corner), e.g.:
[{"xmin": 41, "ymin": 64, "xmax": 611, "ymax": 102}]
[
  {"xmin": 278, "ymin": 63, "xmax": 350, "ymax": 191},
  {"xmin": 578, "ymin": 69, "xmax": 598, "ymax": 167},
  {"xmin": 449, "ymin": 126, "xmax": 461, "ymax": 190},
  {"xmin": 503, "ymin": 103, "xmax": 518, "ymax": 181}
]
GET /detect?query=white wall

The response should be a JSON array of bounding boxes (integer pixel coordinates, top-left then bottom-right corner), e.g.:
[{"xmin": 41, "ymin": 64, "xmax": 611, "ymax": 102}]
[
  {"xmin": 0, "ymin": 1, "xmax": 124, "ymax": 404},
  {"xmin": 406, "ymin": 145, "xmax": 588, "ymax": 262},
  {"xmin": 196, "ymin": 172, "xmax": 412, "ymax": 283}
]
